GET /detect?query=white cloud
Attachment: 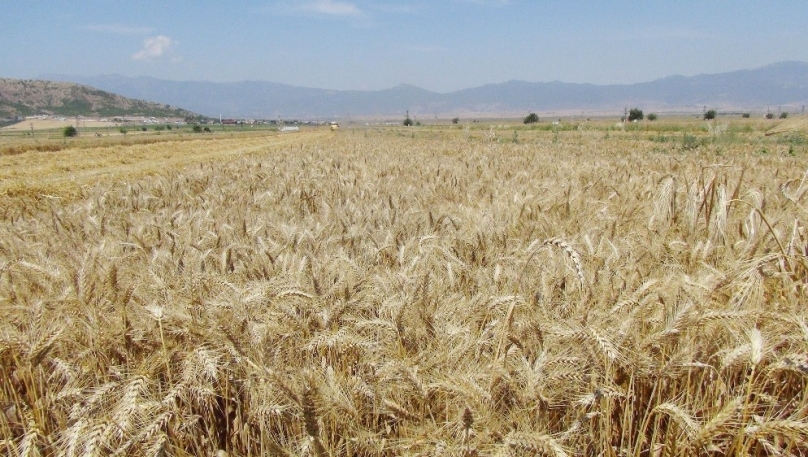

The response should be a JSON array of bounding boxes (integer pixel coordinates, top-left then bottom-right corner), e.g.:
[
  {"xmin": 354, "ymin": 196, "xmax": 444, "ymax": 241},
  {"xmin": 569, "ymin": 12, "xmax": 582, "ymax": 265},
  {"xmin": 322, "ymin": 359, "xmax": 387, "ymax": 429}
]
[
  {"xmin": 369, "ymin": 4, "xmax": 421, "ymax": 14},
  {"xmin": 453, "ymin": 0, "xmax": 509, "ymax": 5},
  {"xmin": 264, "ymin": 1, "xmax": 366, "ymax": 20},
  {"xmin": 132, "ymin": 35, "xmax": 176, "ymax": 61},
  {"xmin": 299, "ymin": 0, "xmax": 362, "ymax": 16},
  {"xmin": 82, "ymin": 24, "xmax": 152, "ymax": 35}
]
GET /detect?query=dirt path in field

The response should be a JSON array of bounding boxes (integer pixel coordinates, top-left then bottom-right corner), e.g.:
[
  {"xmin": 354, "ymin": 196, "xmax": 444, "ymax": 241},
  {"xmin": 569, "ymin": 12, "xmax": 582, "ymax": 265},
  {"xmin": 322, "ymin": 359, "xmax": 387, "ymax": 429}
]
[{"xmin": 0, "ymin": 130, "xmax": 330, "ymax": 200}]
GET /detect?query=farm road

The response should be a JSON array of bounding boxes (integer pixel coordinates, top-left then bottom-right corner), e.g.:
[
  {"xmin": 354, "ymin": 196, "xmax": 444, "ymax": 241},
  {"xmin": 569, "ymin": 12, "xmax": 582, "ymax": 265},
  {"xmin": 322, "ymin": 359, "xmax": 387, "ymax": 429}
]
[{"xmin": 0, "ymin": 130, "xmax": 330, "ymax": 200}]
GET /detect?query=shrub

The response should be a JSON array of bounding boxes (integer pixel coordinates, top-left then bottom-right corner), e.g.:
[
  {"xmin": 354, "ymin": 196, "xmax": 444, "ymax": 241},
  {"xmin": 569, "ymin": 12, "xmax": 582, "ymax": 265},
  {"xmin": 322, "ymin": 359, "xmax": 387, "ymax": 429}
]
[
  {"xmin": 62, "ymin": 125, "xmax": 78, "ymax": 137},
  {"xmin": 628, "ymin": 108, "xmax": 643, "ymax": 122},
  {"xmin": 203, "ymin": 127, "xmax": 211, "ymax": 132},
  {"xmin": 780, "ymin": 112, "xmax": 788, "ymax": 119},
  {"xmin": 742, "ymin": 113, "xmax": 751, "ymax": 118},
  {"xmin": 119, "ymin": 127, "xmax": 127, "ymax": 135},
  {"xmin": 523, "ymin": 113, "xmax": 539, "ymax": 124},
  {"xmin": 192, "ymin": 125, "xmax": 203, "ymax": 133},
  {"xmin": 765, "ymin": 113, "xmax": 775, "ymax": 119},
  {"xmin": 647, "ymin": 113, "xmax": 658, "ymax": 121},
  {"xmin": 403, "ymin": 116, "xmax": 413, "ymax": 127},
  {"xmin": 452, "ymin": 117, "xmax": 459, "ymax": 124},
  {"xmin": 681, "ymin": 132, "xmax": 701, "ymax": 150},
  {"xmin": 704, "ymin": 109, "xmax": 717, "ymax": 120}
]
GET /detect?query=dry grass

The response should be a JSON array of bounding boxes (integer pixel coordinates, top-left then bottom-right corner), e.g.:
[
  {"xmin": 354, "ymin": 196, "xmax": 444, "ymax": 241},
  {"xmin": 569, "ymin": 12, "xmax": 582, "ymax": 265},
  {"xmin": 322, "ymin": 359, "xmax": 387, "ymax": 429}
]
[
  {"xmin": 1, "ymin": 125, "xmax": 807, "ymax": 456},
  {"xmin": 0, "ymin": 130, "xmax": 329, "ymax": 199},
  {"xmin": 766, "ymin": 118, "xmax": 808, "ymax": 136}
]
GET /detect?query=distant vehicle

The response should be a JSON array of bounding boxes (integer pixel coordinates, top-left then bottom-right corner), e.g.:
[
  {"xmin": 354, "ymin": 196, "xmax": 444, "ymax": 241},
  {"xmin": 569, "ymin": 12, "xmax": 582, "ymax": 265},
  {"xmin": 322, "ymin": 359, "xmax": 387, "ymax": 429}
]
[{"xmin": 280, "ymin": 126, "xmax": 299, "ymax": 132}]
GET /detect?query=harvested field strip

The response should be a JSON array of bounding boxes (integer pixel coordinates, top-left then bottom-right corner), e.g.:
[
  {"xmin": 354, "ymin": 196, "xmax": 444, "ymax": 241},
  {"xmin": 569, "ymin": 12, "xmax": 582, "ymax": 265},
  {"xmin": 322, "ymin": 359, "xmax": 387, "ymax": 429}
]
[{"xmin": 0, "ymin": 130, "xmax": 329, "ymax": 199}]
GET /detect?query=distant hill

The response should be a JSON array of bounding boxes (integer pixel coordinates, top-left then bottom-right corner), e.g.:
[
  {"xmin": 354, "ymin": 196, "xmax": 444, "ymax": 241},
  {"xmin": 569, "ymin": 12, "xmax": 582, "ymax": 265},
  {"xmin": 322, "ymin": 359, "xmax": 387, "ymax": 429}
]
[
  {"xmin": 0, "ymin": 78, "xmax": 201, "ymax": 119},
  {"xmin": 43, "ymin": 61, "xmax": 808, "ymax": 118}
]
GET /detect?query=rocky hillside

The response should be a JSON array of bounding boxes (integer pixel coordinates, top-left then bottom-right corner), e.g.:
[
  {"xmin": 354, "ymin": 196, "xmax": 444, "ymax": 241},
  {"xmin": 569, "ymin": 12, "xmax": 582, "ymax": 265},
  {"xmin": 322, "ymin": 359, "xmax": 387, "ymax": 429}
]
[{"xmin": 0, "ymin": 78, "xmax": 200, "ymax": 118}]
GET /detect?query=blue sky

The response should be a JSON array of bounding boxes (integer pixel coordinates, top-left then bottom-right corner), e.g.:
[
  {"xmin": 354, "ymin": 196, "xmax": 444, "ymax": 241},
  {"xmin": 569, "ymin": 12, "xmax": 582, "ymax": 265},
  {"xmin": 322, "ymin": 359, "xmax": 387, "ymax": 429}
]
[{"xmin": 2, "ymin": 1, "xmax": 807, "ymax": 92}]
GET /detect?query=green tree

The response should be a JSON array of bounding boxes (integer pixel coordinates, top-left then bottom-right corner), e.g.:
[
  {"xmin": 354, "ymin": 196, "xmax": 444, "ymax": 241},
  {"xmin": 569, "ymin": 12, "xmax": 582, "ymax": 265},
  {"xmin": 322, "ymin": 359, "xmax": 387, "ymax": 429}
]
[
  {"xmin": 452, "ymin": 117, "xmax": 460, "ymax": 124},
  {"xmin": 704, "ymin": 109, "xmax": 717, "ymax": 120},
  {"xmin": 403, "ymin": 114, "xmax": 413, "ymax": 127},
  {"xmin": 62, "ymin": 125, "xmax": 78, "ymax": 137},
  {"xmin": 192, "ymin": 124, "xmax": 203, "ymax": 133},
  {"xmin": 523, "ymin": 112, "xmax": 539, "ymax": 124},
  {"xmin": 628, "ymin": 108, "xmax": 643, "ymax": 122},
  {"xmin": 647, "ymin": 113, "xmax": 658, "ymax": 121}
]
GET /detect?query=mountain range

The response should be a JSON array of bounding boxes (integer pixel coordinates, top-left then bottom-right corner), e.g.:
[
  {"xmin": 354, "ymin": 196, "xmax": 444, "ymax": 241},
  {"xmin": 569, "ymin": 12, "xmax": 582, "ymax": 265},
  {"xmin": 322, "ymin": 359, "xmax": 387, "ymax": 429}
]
[{"xmin": 39, "ymin": 61, "xmax": 808, "ymax": 119}]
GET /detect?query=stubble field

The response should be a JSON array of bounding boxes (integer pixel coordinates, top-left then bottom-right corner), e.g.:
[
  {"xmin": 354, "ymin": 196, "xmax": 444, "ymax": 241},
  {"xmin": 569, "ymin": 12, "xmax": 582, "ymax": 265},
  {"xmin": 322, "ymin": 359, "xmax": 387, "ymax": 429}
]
[{"xmin": 1, "ymin": 122, "xmax": 807, "ymax": 456}]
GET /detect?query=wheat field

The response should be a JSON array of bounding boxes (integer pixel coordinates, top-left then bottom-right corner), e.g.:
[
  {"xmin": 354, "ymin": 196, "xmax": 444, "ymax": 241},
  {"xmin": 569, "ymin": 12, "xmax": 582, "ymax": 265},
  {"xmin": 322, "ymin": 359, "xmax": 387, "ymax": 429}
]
[{"xmin": 1, "ymin": 124, "xmax": 807, "ymax": 456}]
